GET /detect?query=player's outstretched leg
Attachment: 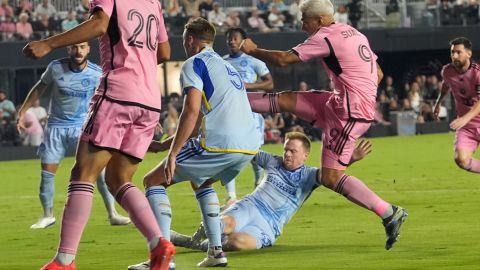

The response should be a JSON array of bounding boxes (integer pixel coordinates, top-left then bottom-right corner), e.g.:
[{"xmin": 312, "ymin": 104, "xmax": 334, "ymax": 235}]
[
  {"xmin": 326, "ymin": 171, "xmax": 408, "ymax": 250},
  {"xmin": 195, "ymin": 187, "xmax": 227, "ymax": 267},
  {"xmin": 96, "ymin": 170, "xmax": 130, "ymax": 225},
  {"xmin": 31, "ymin": 169, "xmax": 56, "ymax": 229}
]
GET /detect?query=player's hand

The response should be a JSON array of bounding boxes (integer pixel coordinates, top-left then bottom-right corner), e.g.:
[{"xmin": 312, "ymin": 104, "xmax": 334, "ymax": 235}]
[
  {"xmin": 23, "ymin": 40, "xmax": 52, "ymax": 59},
  {"xmin": 450, "ymin": 117, "xmax": 468, "ymax": 130},
  {"xmin": 239, "ymin": 38, "xmax": 257, "ymax": 54},
  {"xmin": 433, "ymin": 104, "xmax": 441, "ymax": 121},
  {"xmin": 164, "ymin": 153, "xmax": 176, "ymax": 185},
  {"xmin": 16, "ymin": 113, "xmax": 26, "ymax": 134},
  {"xmin": 148, "ymin": 140, "xmax": 170, "ymax": 153},
  {"xmin": 351, "ymin": 139, "xmax": 372, "ymax": 163}
]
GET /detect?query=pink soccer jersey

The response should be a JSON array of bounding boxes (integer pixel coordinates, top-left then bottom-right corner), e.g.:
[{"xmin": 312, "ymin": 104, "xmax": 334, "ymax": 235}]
[
  {"xmin": 89, "ymin": 0, "xmax": 168, "ymax": 111},
  {"xmin": 292, "ymin": 23, "xmax": 378, "ymax": 121},
  {"xmin": 442, "ymin": 63, "xmax": 480, "ymax": 128}
]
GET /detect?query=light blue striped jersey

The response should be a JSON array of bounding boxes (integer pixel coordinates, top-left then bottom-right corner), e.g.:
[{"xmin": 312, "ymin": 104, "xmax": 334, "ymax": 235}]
[
  {"xmin": 224, "ymin": 53, "xmax": 270, "ymax": 145},
  {"xmin": 223, "ymin": 53, "xmax": 270, "ymax": 84},
  {"xmin": 180, "ymin": 47, "xmax": 260, "ymax": 154},
  {"xmin": 41, "ymin": 58, "xmax": 101, "ymax": 127},
  {"xmin": 248, "ymin": 151, "xmax": 320, "ymax": 237}
]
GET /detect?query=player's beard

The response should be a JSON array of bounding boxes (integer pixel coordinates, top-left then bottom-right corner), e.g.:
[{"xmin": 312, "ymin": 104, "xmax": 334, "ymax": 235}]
[{"xmin": 70, "ymin": 55, "xmax": 87, "ymax": 67}]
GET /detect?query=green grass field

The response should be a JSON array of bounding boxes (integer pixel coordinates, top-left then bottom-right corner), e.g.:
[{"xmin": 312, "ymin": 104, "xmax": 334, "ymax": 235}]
[{"xmin": 1, "ymin": 133, "xmax": 480, "ymax": 270}]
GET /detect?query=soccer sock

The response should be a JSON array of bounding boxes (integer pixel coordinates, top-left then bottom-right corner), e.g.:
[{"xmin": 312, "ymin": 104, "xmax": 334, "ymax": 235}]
[
  {"xmin": 467, "ymin": 158, "xmax": 480, "ymax": 173},
  {"xmin": 225, "ymin": 180, "xmax": 236, "ymax": 200},
  {"xmin": 195, "ymin": 187, "xmax": 222, "ymax": 253},
  {"xmin": 95, "ymin": 170, "xmax": 116, "ymax": 217},
  {"xmin": 115, "ymin": 183, "xmax": 162, "ymax": 248},
  {"xmin": 251, "ymin": 161, "xmax": 263, "ymax": 187},
  {"xmin": 40, "ymin": 170, "xmax": 55, "ymax": 217},
  {"xmin": 247, "ymin": 92, "xmax": 280, "ymax": 113},
  {"xmin": 146, "ymin": 186, "xmax": 172, "ymax": 241},
  {"xmin": 56, "ymin": 182, "xmax": 94, "ymax": 264},
  {"xmin": 333, "ymin": 174, "xmax": 393, "ymax": 219}
]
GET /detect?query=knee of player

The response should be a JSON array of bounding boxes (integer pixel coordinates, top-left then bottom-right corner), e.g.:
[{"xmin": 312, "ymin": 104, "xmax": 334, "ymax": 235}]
[
  {"xmin": 454, "ymin": 156, "xmax": 471, "ymax": 170},
  {"xmin": 278, "ymin": 91, "xmax": 296, "ymax": 112}
]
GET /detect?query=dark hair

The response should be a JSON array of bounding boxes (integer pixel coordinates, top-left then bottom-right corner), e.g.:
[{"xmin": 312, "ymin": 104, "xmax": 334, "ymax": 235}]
[
  {"xmin": 184, "ymin": 17, "xmax": 216, "ymax": 43},
  {"xmin": 225, "ymin": 27, "xmax": 247, "ymax": 39},
  {"xmin": 450, "ymin": 37, "xmax": 472, "ymax": 50}
]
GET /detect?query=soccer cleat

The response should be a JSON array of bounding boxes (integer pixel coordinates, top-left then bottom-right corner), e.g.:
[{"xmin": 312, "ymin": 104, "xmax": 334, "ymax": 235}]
[
  {"xmin": 40, "ymin": 260, "xmax": 76, "ymax": 270},
  {"xmin": 127, "ymin": 260, "xmax": 150, "ymax": 270},
  {"xmin": 109, "ymin": 214, "xmax": 131, "ymax": 226},
  {"xmin": 150, "ymin": 237, "xmax": 176, "ymax": 270},
  {"xmin": 170, "ymin": 230, "xmax": 193, "ymax": 248},
  {"xmin": 31, "ymin": 216, "xmax": 56, "ymax": 229},
  {"xmin": 128, "ymin": 258, "xmax": 175, "ymax": 270},
  {"xmin": 197, "ymin": 252, "xmax": 228, "ymax": 267},
  {"xmin": 191, "ymin": 222, "xmax": 206, "ymax": 244},
  {"xmin": 383, "ymin": 206, "xmax": 408, "ymax": 250}
]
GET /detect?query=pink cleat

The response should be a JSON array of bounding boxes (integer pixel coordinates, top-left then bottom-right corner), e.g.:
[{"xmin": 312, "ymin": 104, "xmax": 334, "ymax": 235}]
[{"xmin": 150, "ymin": 237, "xmax": 176, "ymax": 270}]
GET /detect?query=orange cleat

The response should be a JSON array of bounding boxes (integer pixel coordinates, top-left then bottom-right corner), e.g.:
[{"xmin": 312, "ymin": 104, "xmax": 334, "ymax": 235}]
[
  {"xmin": 150, "ymin": 237, "xmax": 176, "ymax": 270},
  {"xmin": 40, "ymin": 260, "xmax": 76, "ymax": 270}
]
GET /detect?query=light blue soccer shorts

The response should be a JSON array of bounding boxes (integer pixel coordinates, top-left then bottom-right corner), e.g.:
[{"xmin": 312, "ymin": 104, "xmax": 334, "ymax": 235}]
[
  {"xmin": 166, "ymin": 138, "xmax": 254, "ymax": 187},
  {"xmin": 38, "ymin": 126, "xmax": 81, "ymax": 164},
  {"xmin": 222, "ymin": 197, "xmax": 276, "ymax": 249}
]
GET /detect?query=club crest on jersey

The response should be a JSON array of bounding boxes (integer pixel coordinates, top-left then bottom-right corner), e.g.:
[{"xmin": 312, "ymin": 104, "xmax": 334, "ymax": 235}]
[{"xmin": 81, "ymin": 79, "xmax": 90, "ymax": 87}]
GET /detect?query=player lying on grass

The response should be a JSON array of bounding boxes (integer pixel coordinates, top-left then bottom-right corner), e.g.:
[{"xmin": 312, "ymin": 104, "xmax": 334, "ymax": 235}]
[{"xmin": 127, "ymin": 132, "xmax": 372, "ymax": 270}]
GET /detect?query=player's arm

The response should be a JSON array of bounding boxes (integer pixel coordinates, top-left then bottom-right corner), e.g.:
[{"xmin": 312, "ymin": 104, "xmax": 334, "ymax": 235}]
[
  {"xmin": 164, "ymin": 89, "xmax": 202, "ymax": 183},
  {"xmin": 157, "ymin": 41, "xmax": 171, "ymax": 64},
  {"xmin": 16, "ymin": 81, "xmax": 48, "ymax": 132},
  {"xmin": 433, "ymin": 82, "xmax": 450, "ymax": 121},
  {"xmin": 23, "ymin": 9, "xmax": 109, "ymax": 59},
  {"xmin": 376, "ymin": 62, "xmax": 384, "ymax": 84},
  {"xmin": 244, "ymin": 73, "xmax": 274, "ymax": 90},
  {"xmin": 450, "ymin": 98, "xmax": 480, "ymax": 130},
  {"xmin": 240, "ymin": 38, "xmax": 301, "ymax": 67},
  {"xmin": 349, "ymin": 139, "xmax": 373, "ymax": 165}
]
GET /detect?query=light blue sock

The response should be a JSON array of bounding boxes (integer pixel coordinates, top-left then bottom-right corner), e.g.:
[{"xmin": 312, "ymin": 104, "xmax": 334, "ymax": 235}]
[
  {"xmin": 146, "ymin": 186, "xmax": 171, "ymax": 240},
  {"xmin": 96, "ymin": 170, "xmax": 116, "ymax": 216},
  {"xmin": 251, "ymin": 160, "xmax": 264, "ymax": 187},
  {"xmin": 225, "ymin": 180, "xmax": 236, "ymax": 199},
  {"xmin": 40, "ymin": 170, "xmax": 55, "ymax": 217},
  {"xmin": 196, "ymin": 187, "xmax": 222, "ymax": 249}
]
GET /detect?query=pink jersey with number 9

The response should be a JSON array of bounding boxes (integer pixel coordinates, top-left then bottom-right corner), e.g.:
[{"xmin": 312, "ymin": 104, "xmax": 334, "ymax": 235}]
[{"xmin": 292, "ymin": 23, "xmax": 378, "ymax": 121}]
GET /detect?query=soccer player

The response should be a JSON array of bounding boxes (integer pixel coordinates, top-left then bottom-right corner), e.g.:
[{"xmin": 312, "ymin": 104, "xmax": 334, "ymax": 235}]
[
  {"xmin": 175, "ymin": 134, "xmax": 372, "ymax": 253},
  {"xmin": 434, "ymin": 37, "xmax": 480, "ymax": 173},
  {"xmin": 222, "ymin": 27, "xmax": 274, "ymax": 205},
  {"xmin": 17, "ymin": 42, "xmax": 131, "ymax": 229},
  {"xmin": 239, "ymin": 0, "xmax": 407, "ymax": 250},
  {"xmin": 141, "ymin": 18, "xmax": 260, "ymax": 267},
  {"xmin": 22, "ymin": 0, "xmax": 175, "ymax": 269}
]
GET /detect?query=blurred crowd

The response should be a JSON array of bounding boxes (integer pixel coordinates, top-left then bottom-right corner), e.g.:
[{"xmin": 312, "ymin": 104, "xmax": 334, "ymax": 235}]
[{"xmin": 3, "ymin": 0, "xmax": 480, "ymax": 42}]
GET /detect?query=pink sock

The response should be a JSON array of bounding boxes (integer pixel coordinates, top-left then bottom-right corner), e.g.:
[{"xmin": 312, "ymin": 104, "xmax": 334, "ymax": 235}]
[
  {"xmin": 333, "ymin": 174, "xmax": 391, "ymax": 218},
  {"xmin": 115, "ymin": 183, "xmax": 161, "ymax": 241},
  {"xmin": 58, "ymin": 182, "xmax": 94, "ymax": 254},
  {"xmin": 467, "ymin": 158, "xmax": 480, "ymax": 173},
  {"xmin": 247, "ymin": 92, "xmax": 279, "ymax": 113}
]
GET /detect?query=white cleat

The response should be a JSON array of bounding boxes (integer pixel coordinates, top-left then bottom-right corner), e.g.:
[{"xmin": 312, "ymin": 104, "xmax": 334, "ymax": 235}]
[
  {"xmin": 127, "ymin": 260, "xmax": 150, "ymax": 270},
  {"xmin": 197, "ymin": 252, "xmax": 228, "ymax": 267},
  {"xmin": 30, "ymin": 216, "xmax": 56, "ymax": 229},
  {"xmin": 109, "ymin": 214, "xmax": 131, "ymax": 226},
  {"xmin": 127, "ymin": 258, "xmax": 175, "ymax": 270}
]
